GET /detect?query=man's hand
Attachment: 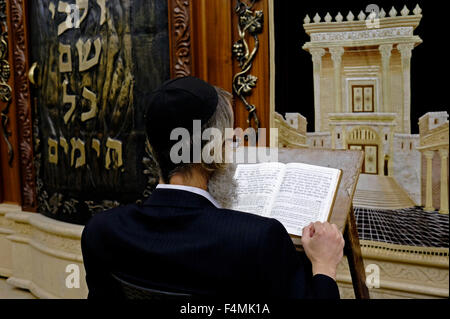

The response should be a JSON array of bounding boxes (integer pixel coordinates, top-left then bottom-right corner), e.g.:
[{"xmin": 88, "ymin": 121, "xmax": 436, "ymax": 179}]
[{"xmin": 301, "ymin": 222, "xmax": 345, "ymax": 281}]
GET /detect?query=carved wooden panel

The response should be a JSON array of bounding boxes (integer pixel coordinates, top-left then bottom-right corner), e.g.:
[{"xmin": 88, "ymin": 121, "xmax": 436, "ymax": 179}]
[
  {"xmin": 8, "ymin": 0, "xmax": 37, "ymax": 211},
  {"xmin": 231, "ymin": 0, "xmax": 270, "ymax": 140},
  {"xmin": 168, "ymin": 0, "xmax": 192, "ymax": 78},
  {"xmin": 0, "ymin": 0, "xmax": 35, "ymax": 207}
]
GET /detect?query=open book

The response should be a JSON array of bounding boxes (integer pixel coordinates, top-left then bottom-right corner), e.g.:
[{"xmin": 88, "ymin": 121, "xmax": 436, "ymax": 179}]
[{"xmin": 231, "ymin": 162, "xmax": 342, "ymax": 237}]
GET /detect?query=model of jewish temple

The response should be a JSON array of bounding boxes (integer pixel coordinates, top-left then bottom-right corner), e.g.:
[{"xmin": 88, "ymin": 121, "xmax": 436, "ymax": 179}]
[{"xmin": 274, "ymin": 4, "xmax": 449, "ymax": 298}]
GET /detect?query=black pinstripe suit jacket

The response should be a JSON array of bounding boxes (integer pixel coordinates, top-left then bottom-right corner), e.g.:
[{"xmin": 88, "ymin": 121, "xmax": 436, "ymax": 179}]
[{"xmin": 81, "ymin": 188, "xmax": 339, "ymax": 299}]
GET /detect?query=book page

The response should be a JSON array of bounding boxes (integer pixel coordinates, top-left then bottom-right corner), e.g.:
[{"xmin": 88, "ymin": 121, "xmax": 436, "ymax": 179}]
[
  {"xmin": 270, "ymin": 163, "xmax": 341, "ymax": 236},
  {"xmin": 231, "ymin": 162, "xmax": 285, "ymax": 217}
]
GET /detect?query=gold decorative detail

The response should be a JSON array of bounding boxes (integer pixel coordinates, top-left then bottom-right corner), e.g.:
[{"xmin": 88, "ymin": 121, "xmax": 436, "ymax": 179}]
[
  {"xmin": 48, "ymin": 138, "xmax": 59, "ymax": 164},
  {"xmin": 91, "ymin": 138, "xmax": 100, "ymax": 157},
  {"xmin": 96, "ymin": 0, "xmax": 108, "ymax": 26},
  {"xmin": 105, "ymin": 137, "xmax": 123, "ymax": 169},
  {"xmin": 232, "ymin": 0, "xmax": 263, "ymax": 134},
  {"xmin": 58, "ymin": 43, "xmax": 72, "ymax": 73},
  {"xmin": 57, "ymin": 0, "xmax": 89, "ymax": 36},
  {"xmin": 70, "ymin": 138, "xmax": 86, "ymax": 168},
  {"xmin": 59, "ymin": 137, "xmax": 69, "ymax": 154},
  {"xmin": 49, "ymin": 2, "xmax": 55, "ymax": 19},
  {"xmin": 62, "ymin": 79, "xmax": 77, "ymax": 124},
  {"xmin": 80, "ymin": 87, "xmax": 97, "ymax": 122},
  {"xmin": 28, "ymin": 61, "xmax": 40, "ymax": 86},
  {"xmin": 76, "ymin": 38, "xmax": 102, "ymax": 72}
]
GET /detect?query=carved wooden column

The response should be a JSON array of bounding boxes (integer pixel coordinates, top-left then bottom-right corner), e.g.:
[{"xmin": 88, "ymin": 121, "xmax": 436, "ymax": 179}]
[
  {"xmin": 329, "ymin": 47, "xmax": 344, "ymax": 113},
  {"xmin": 397, "ymin": 43, "xmax": 414, "ymax": 133},
  {"xmin": 168, "ymin": 0, "xmax": 193, "ymax": 78},
  {"xmin": 1, "ymin": 0, "xmax": 22, "ymax": 204},
  {"xmin": 439, "ymin": 149, "xmax": 449, "ymax": 214},
  {"xmin": 424, "ymin": 150, "xmax": 435, "ymax": 211},
  {"xmin": 310, "ymin": 48, "xmax": 325, "ymax": 131},
  {"xmin": 379, "ymin": 44, "xmax": 393, "ymax": 113},
  {"xmin": 6, "ymin": 0, "xmax": 36, "ymax": 210}
]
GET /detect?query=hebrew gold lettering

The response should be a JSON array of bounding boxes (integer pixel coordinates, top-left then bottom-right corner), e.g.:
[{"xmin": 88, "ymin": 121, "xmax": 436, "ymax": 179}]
[
  {"xmin": 91, "ymin": 138, "xmax": 101, "ymax": 157},
  {"xmin": 75, "ymin": 0, "xmax": 89, "ymax": 27},
  {"xmin": 105, "ymin": 137, "xmax": 123, "ymax": 169},
  {"xmin": 49, "ymin": 2, "xmax": 56, "ymax": 19},
  {"xmin": 70, "ymin": 138, "xmax": 86, "ymax": 168},
  {"xmin": 57, "ymin": 2, "xmax": 72, "ymax": 36},
  {"xmin": 48, "ymin": 138, "xmax": 59, "ymax": 164},
  {"xmin": 63, "ymin": 79, "xmax": 77, "ymax": 124},
  {"xmin": 57, "ymin": 0, "xmax": 89, "ymax": 36},
  {"xmin": 96, "ymin": 0, "xmax": 108, "ymax": 25},
  {"xmin": 81, "ymin": 87, "xmax": 97, "ymax": 122},
  {"xmin": 60, "ymin": 137, "xmax": 69, "ymax": 154},
  {"xmin": 59, "ymin": 137, "xmax": 69, "ymax": 154},
  {"xmin": 76, "ymin": 38, "xmax": 102, "ymax": 72},
  {"xmin": 59, "ymin": 43, "xmax": 73, "ymax": 73}
]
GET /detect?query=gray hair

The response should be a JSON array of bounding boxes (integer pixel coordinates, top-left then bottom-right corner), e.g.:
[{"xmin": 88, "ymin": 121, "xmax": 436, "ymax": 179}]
[{"xmin": 203, "ymin": 87, "xmax": 234, "ymax": 141}]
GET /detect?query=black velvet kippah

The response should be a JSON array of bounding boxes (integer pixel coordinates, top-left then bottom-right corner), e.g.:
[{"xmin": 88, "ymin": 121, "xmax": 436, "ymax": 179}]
[
  {"xmin": 144, "ymin": 76, "xmax": 219, "ymax": 179},
  {"xmin": 145, "ymin": 76, "xmax": 218, "ymax": 148}
]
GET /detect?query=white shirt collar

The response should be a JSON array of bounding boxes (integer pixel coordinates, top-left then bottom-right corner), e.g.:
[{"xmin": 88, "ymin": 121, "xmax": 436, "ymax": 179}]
[{"xmin": 156, "ymin": 184, "xmax": 221, "ymax": 208}]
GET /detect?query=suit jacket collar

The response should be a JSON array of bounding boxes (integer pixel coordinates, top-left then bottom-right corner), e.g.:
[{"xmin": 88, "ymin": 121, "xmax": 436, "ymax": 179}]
[
  {"xmin": 143, "ymin": 188, "xmax": 218, "ymax": 209},
  {"xmin": 156, "ymin": 184, "xmax": 221, "ymax": 208}
]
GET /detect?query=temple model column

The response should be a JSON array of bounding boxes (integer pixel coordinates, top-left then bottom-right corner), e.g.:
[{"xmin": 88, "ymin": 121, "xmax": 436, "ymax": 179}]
[
  {"xmin": 439, "ymin": 149, "xmax": 449, "ymax": 214},
  {"xmin": 329, "ymin": 47, "xmax": 344, "ymax": 113},
  {"xmin": 388, "ymin": 127, "xmax": 395, "ymax": 176},
  {"xmin": 331, "ymin": 125, "xmax": 336, "ymax": 149},
  {"xmin": 310, "ymin": 48, "xmax": 325, "ymax": 131},
  {"xmin": 397, "ymin": 43, "xmax": 414, "ymax": 133},
  {"xmin": 424, "ymin": 150, "xmax": 435, "ymax": 211},
  {"xmin": 342, "ymin": 125, "xmax": 347, "ymax": 150},
  {"xmin": 379, "ymin": 44, "xmax": 393, "ymax": 113}
]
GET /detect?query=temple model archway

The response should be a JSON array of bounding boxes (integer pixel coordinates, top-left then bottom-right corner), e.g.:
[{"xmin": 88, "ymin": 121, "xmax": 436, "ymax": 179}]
[{"xmin": 346, "ymin": 126, "xmax": 381, "ymax": 175}]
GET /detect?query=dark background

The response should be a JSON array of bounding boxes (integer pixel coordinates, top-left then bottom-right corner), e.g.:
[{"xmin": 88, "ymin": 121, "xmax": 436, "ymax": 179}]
[{"xmin": 274, "ymin": 0, "xmax": 448, "ymax": 133}]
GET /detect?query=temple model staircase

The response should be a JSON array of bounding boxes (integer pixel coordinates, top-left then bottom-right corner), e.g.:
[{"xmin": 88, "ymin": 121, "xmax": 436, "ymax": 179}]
[{"xmin": 353, "ymin": 174, "xmax": 416, "ymax": 209}]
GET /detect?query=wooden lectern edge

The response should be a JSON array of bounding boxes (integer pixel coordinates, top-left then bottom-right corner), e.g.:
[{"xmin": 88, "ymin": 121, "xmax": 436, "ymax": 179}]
[{"xmin": 339, "ymin": 151, "xmax": 364, "ymax": 233}]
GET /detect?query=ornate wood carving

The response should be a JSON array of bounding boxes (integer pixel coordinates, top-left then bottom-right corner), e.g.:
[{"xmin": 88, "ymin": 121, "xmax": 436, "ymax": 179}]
[
  {"xmin": 168, "ymin": 0, "xmax": 192, "ymax": 78},
  {"xmin": 8, "ymin": 0, "xmax": 37, "ymax": 211},
  {"xmin": 232, "ymin": 0, "xmax": 263, "ymax": 134},
  {"xmin": 0, "ymin": 0, "xmax": 13, "ymax": 167}
]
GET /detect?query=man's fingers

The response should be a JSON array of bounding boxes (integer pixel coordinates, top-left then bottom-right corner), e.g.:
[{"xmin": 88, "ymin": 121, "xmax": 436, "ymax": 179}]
[
  {"xmin": 301, "ymin": 223, "xmax": 314, "ymax": 245},
  {"xmin": 310, "ymin": 224, "xmax": 315, "ymax": 237},
  {"xmin": 302, "ymin": 223, "xmax": 312, "ymax": 238},
  {"xmin": 306, "ymin": 222, "xmax": 315, "ymax": 237},
  {"xmin": 331, "ymin": 223, "xmax": 339, "ymax": 232},
  {"xmin": 313, "ymin": 221, "xmax": 324, "ymax": 235},
  {"xmin": 307, "ymin": 222, "xmax": 343, "ymax": 240},
  {"xmin": 328, "ymin": 223, "xmax": 345, "ymax": 248}
]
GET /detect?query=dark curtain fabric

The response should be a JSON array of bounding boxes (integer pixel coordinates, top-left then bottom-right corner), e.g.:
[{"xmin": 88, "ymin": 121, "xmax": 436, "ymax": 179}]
[{"xmin": 29, "ymin": 0, "xmax": 169, "ymax": 224}]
